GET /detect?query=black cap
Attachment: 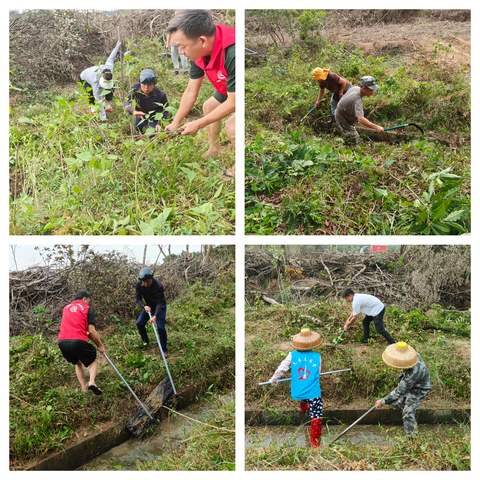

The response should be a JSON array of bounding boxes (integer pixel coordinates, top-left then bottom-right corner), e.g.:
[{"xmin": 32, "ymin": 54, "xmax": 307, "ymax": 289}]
[
  {"xmin": 139, "ymin": 267, "xmax": 153, "ymax": 281},
  {"xmin": 139, "ymin": 69, "xmax": 157, "ymax": 85}
]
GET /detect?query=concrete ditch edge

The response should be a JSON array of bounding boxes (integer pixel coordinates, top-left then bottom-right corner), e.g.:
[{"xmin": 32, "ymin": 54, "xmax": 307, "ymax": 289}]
[{"xmin": 245, "ymin": 407, "xmax": 471, "ymax": 426}]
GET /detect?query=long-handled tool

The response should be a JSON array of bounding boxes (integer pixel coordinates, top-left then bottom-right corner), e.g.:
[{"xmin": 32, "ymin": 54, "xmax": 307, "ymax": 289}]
[
  {"xmin": 104, "ymin": 353, "xmax": 153, "ymax": 420},
  {"xmin": 148, "ymin": 312, "xmax": 177, "ymax": 396},
  {"xmin": 329, "ymin": 405, "xmax": 377, "ymax": 445},
  {"xmin": 298, "ymin": 105, "xmax": 317, "ymax": 125},
  {"xmin": 334, "ymin": 330, "xmax": 346, "ymax": 345},
  {"xmin": 117, "ymin": 27, "xmax": 125, "ymax": 103},
  {"xmin": 258, "ymin": 368, "xmax": 352, "ymax": 386},
  {"xmin": 384, "ymin": 123, "xmax": 424, "ymax": 134}
]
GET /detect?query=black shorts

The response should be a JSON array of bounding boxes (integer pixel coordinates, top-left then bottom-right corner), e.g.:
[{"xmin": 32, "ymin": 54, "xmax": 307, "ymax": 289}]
[
  {"xmin": 58, "ymin": 340, "xmax": 96, "ymax": 367},
  {"xmin": 213, "ymin": 91, "xmax": 229, "ymax": 104}
]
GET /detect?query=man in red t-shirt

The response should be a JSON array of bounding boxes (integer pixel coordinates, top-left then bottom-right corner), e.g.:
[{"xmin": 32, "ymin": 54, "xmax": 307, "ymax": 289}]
[
  {"xmin": 58, "ymin": 290, "xmax": 105, "ymax": 395},
  {"xmin": 165, "ymin": 10, "xmax": 235, "ymax": 178}
]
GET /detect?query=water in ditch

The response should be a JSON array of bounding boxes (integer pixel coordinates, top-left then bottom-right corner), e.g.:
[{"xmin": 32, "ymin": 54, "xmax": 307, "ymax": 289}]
[
  {"xmin": 79, "ymin": 395, "xmax": 233, "ymax": 470},
  {"xmin": 246, "ymin": 424, "xmax": 466, "ymax": 449}
]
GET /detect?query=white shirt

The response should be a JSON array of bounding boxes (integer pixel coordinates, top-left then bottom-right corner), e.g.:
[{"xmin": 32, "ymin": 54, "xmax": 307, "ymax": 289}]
[{"xmin": 352, "ymin": 293, "xmax": 384, "ymax": 317}]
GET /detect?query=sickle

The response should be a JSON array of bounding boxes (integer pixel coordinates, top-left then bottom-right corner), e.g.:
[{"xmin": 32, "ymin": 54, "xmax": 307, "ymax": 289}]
[{"xmin": 384, "ymin": 123, "xmax": 424, "ymax": 134}]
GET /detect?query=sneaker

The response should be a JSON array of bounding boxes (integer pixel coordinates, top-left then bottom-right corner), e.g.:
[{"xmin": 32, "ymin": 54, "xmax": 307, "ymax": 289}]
[
  {"xmin": 184, "ymin": 70, "xmax": 189, "ymax": 75},
  {"xmin": 174, "ymin": 70, "xmax": 179, "ymax": 75},
  {"xmin": 359, "ymin": 339, "xmax": 368, "ymax": 344},
  {"xmin": 163, "ymin": 351, "xmax": 169, "ymax": 359}
]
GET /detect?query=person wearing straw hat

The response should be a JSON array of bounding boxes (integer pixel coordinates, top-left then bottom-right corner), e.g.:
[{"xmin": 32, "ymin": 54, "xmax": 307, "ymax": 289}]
[
  {"xmin": 135, "ymin": 267, "xmax": 168, "ymax": 357},
  {"xmin": 312, "ymin": 68, "xmax": 351, "ymax": 119},
  {"xmin": 375, "ymin": 342, "xmax": 431, "ymax": 437},
  {"xmin": 269, "ymin": 328, "xmax": 324, "ymax": 449},
  {"xmin": 79, "ymin": 41, "xmax": 121, "ymax": 120},
  {"xmin": 334, "ymin": 75, "xmax": 384, "ymax": 144},
  {"xmin": 341, "ymin": 288, "xmax": 396, "ymax": 345},
  {"xmin": 57, "ymin": 290, "xmax": 105, "ymax": 396}
]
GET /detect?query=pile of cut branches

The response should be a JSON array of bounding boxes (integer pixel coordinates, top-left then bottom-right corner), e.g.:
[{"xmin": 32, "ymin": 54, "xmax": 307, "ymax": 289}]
[
  {"xmin": 9, "ymin": 245, "xmax": 234, "ymax": 337},
  {"xmin": 245, "ymin": 246, "xmax": 470, "ymax": 311},
  {"xmin": 9, "ymin": 9, "xmax": 231, "ymax": 87}
]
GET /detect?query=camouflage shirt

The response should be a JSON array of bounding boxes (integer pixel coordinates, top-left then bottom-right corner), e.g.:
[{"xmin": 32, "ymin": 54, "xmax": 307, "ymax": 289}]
[{"xmin": 382, "ymin": 353, "xmax": 431, "ymax": 405}]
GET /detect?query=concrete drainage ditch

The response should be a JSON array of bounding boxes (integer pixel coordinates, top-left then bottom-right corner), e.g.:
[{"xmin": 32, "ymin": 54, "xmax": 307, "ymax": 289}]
[
  {"xmin": 25, "ymin": 368, "xmax": 232, "ymax": 471},
  {"xmin": 245, "ymin": 407, "xmax": 470, "ymax": 448}
]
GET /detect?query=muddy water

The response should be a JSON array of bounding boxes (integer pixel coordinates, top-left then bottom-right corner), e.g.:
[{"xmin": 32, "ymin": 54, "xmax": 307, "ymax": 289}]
[
  {"xmin": 246, "ymin": 424, "xmax": 466, "ymax": 448},
  {"xmin": 79, "ymin": 396, "xmax": 233, "ymax": 470}
]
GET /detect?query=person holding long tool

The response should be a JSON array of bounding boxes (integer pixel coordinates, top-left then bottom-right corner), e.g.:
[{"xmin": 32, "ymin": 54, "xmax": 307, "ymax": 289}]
[
  {"xmin": 79, "ymin": 41, "xmax": 121, "ymax": 120},
  {"xmin": 335, "ymin": 75, "xmax": 384, "ymax": 144},
  {"xmin": 341, "ymin": 288, "xmax": 396, "ymax": 345},
  {"xmin": 375, "ymin": 342, "xmax": 431, "ymax": 438},
  {"xmin": 312, "ymin": 67, "xmax": 351, "ymax": 119},
  {"xmin": 123, "ymin": 69, "xmax": 169, "ymax": 133},
  {"xmin": 57, "ymin": 290, "xmax": 105, "ymax": 395},
  {"xmin": 269, "ymin": 328, "xmax": 324, "ymax": 449},
  {"xmin": 164, "ymin": 9, "xmax": 235, "ymax": 179},
  {"xmin": 135, "ymin": 267, "xmax": 168, "ymax": 357}
]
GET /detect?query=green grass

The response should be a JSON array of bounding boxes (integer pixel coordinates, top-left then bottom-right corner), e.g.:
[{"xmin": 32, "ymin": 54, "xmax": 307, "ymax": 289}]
[
  {"xmin": 9, "ymin": 38, "xmax": 235, "ymax": 235},
  {"xmin": 245, "ymin": 300, "xmax": 470, "ymax": 409},
  {"xmin": 136, "ymin": 394, "xmax": 235, "ymax": 471},
  {"xmin": 245, "ymin": 25, "xmax": 470, "ymax": 235},
  {"xmin": 9, "ymin": 274, "xmax": 235, "ymax": 468},
  {"xmin": 246, "ymin": 423, "xmax": 470, "ymax": 470}
]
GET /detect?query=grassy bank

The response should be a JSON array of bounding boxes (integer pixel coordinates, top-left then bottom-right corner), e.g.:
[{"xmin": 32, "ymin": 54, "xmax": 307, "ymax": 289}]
[
  {"xmin": 245, "ymin": 301, "xmax": 470, "ymax": 410},
  {"xmin": 9, "ymin": 274, "xmax": 235, "ymax": 469},
  {"xmin": 245, "ymin": 13, "xmax": 470, "ymax": 235},
  {"xmin": 137, "ymin": 393, "xmax": 235, "ymax": 471},
  {"xmin": 10, "ymin": 37, "xmax": 235, "ymax": 235},
  {"xmin": 246, "ymin": 423, "xmax": 470, "ymax": 470}
]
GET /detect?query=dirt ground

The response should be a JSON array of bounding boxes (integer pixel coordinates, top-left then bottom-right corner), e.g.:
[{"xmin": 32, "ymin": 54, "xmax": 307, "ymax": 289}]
[
  {"xmin": 248, "ymin": 11, "xmax": 471, "ymax": 73},
  {"xmin": 326, "ymin": 18, "xmax": 471, "ymax": 72}
]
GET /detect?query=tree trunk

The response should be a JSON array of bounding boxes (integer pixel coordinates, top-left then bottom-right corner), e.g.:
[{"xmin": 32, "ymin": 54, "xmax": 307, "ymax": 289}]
[{"xmin": 125, "ymin": 377, "xmax": 174, "ymax": 438}]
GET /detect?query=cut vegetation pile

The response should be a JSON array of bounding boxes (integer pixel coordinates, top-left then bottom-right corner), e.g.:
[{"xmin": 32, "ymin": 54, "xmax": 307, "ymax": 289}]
[{"xmin": 9, "ymin": 246, "xmax": 235, "ymax": 470}]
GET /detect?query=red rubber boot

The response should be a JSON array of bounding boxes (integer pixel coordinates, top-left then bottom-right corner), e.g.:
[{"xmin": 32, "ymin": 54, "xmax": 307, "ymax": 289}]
[
  {"xmin": 310, "ymin": 418, "xmax": 323, "ymax": 449},
  {"xmin": 300, "ymin": 401, "xmax": 310, "ymax": 413}
]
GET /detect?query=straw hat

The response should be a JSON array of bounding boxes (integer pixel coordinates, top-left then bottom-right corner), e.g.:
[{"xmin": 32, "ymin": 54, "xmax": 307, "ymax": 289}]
[
  {"xmin": 382, "ymin": 342, "xmax": 418, "ymax": 369},
  {"xmin": 292, "ymin": 328, "xmax": 323, "ymax": 351}
]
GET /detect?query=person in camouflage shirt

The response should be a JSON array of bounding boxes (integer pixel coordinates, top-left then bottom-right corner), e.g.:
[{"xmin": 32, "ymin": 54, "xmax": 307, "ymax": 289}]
[{"xmin": 375, "ymin": 342, "xmax": 431, "ymax": 437}]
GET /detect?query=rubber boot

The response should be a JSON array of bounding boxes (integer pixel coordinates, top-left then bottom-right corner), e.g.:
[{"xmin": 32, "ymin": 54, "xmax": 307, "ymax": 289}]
[
  {"xmin": 300, "ymin": 401, "xmax": 310, "ymax": 413},
  {"xmin": 310, "ymin": 418, "xmax": 322, "ymax": 449}
]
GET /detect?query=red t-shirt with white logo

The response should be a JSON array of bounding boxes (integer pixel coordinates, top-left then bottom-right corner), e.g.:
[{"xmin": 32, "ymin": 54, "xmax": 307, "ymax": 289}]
[{"xmin": 58, "ymin": 300, "xmax": 90, "ymax": 342}]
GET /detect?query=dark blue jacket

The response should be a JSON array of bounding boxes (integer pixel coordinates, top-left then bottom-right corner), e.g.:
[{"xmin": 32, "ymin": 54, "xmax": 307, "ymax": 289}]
[
  {"xmin": 135, "ymin": 279, "xmax": 166, "ymax": 318},
  {"xmin": 124, "ymin": 83, "xmax": 169, "ymax": 120}
]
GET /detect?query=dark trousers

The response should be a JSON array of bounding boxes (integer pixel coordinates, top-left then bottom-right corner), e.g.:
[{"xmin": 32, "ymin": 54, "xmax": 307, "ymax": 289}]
[
  {"xmin": 362, "ymin": 307, "xmax": 395, "ymax": 344},
  {"xmin": 136, "ymin": 306, "xmax": 167, "ymax": 351},
  {"xmin": 79, "ymin": 76, "xmax": 114, "ymax": 105},
  {"xmin": 134, "ymin": 115, "xmax": 161, "ymax": 133}
]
